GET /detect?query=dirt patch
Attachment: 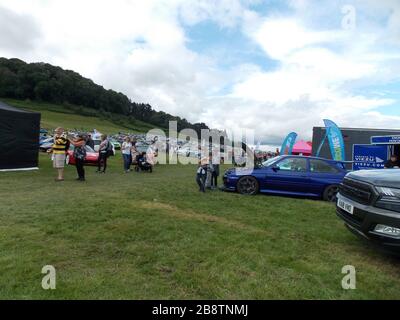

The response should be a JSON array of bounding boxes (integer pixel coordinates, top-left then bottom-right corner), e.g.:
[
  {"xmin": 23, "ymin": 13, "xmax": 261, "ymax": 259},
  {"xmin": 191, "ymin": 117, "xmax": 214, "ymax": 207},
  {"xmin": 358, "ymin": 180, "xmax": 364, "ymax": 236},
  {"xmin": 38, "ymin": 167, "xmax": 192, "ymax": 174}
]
[{"xmin": 137, "ymin": 201, "xmax": 268, "ymax": 235}]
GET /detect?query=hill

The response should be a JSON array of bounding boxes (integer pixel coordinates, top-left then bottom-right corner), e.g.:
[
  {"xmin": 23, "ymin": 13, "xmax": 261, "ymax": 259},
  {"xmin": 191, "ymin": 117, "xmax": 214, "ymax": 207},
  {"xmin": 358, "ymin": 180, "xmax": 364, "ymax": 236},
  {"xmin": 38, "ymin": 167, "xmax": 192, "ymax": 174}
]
[{"xmin": 0, "ymin": 57, "xmax": 209, "ymax": 134}]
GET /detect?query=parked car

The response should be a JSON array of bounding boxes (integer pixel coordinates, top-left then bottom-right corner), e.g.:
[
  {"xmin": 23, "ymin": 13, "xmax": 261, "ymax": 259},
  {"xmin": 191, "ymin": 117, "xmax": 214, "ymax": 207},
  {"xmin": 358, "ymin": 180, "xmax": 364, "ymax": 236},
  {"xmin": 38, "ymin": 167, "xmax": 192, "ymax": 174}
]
[
  {"xmin": 336, "ymin": 169, "xmax": 400, "ymax": 253},
  {"xmin": 66, "ymin": 145, "xmax": 99, "ymax": 166},
  {"xmin": 39, "ymin": 135, "xmax": 50, "ymax": 144},
  {"xmin": 93, "ymin": 139, "xmax": 101, "ymax": 152},
  {"xmin": 177, "ymin": 147, "xmax": 200, "ymax": 158},
  {"xmin": 223, "ymin": 155, "xmax": 348, "ymax": 201},
  {"xmin": 39, "ymin": 138, "xmax": 54, "ymax": 152},
  {"xmin": 110, "ymin": 140, "xmax": 121, "ymax": 150}
]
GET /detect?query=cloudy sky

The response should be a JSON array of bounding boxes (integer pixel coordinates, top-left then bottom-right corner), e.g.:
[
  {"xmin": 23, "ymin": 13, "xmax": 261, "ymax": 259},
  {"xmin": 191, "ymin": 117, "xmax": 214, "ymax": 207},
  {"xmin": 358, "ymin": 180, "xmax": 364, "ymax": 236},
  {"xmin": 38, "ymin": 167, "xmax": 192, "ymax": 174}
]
[{"xmin": 0, "ymin": 0, "xmax": 399, "ymax": 144}]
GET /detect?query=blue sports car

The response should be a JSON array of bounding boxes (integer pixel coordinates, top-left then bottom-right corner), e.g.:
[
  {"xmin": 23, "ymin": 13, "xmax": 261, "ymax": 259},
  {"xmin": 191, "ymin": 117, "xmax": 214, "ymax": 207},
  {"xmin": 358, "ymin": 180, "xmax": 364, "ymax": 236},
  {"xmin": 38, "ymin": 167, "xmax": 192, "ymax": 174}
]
[{"xmin": 223, "ymin": 155, "xmax": 349, "ymax": 201}]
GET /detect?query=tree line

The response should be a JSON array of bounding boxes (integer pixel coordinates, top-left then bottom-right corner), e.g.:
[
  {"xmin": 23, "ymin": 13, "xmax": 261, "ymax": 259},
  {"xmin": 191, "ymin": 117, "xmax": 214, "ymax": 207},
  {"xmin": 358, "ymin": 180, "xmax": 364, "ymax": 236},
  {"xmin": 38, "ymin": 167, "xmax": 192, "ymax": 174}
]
[{"xmin": 0, "ymin": 57, "xmax": 209, "ymax": 133}]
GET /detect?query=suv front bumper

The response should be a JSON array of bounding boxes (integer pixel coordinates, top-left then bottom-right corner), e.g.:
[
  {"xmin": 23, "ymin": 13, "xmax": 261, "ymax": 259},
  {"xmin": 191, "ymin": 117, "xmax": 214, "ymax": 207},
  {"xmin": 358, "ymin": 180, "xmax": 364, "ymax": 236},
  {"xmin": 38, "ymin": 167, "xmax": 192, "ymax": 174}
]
[{"xmin": 336, "ymin": 193, "xmax": 400, "ymax": 251}]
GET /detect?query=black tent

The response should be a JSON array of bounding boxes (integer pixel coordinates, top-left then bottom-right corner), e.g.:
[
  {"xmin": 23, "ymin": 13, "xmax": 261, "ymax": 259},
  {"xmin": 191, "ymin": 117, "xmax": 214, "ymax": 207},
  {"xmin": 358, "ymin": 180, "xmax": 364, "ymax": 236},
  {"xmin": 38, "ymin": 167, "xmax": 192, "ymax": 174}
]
[{"xmin": 0, "ymin": 101, "xmax": 41, "ymax": 171}]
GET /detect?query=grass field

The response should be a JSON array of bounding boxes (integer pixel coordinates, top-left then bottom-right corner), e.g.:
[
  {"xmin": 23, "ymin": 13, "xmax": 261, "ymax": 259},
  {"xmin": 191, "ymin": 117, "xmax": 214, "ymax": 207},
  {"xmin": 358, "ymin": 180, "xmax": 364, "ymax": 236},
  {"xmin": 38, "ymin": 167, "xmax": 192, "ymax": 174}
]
[{"xmin": 1, "ymin": 153, "xmax": 400, "ymax": 300}]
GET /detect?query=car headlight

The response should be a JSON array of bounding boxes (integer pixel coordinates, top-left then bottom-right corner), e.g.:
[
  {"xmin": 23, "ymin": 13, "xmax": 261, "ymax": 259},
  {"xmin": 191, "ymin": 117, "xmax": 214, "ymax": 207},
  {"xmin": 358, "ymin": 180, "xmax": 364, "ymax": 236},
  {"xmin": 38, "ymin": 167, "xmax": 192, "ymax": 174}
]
[
  {"xmin": 375, "ymin": 187, "xmax": 400, "ymax": 213},
  {"xmin": 374, "ymin": 224, "xmax": 400, "ymax": 238},
  {"xmin": 376, "ymin": 187, "xmax": 400, "ymax": 199}
]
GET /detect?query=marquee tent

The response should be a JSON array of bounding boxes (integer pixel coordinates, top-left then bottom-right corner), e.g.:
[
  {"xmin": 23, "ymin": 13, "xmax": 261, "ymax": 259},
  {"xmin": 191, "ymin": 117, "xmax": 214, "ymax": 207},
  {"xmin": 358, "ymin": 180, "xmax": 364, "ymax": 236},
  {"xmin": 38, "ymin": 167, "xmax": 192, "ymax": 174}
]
[
  {"xmin": 0, "ymin": 101, "xmax": 41, "ymax": 171},
  {"xmin": 292, "ymin": 140, "xmax": 312, "ymax": 156}
]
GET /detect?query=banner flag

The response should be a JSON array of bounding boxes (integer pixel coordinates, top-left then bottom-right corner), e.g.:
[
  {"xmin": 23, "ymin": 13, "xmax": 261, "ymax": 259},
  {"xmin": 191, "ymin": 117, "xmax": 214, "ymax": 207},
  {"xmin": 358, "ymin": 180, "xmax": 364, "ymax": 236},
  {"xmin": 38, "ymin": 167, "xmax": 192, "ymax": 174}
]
[
  {"xmin": 280, "ymin": 132, "xmax": 298, "ymax": 155},
  {"xmin": 323, "ymin": 119, "xmax": 345, "ymax": 161}
]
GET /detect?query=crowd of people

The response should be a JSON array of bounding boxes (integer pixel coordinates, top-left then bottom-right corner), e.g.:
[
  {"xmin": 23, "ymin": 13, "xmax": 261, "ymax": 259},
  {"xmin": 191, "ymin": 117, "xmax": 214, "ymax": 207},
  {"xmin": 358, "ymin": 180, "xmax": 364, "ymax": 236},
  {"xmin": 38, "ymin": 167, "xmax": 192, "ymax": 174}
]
[
  {"xmin": 50, "ymin": 127, "xmax": 222, "ymax": 193},
  {"xmin": 48, "ymin": 127, "xmax": 280, "ymax": 193},
  {"xmin": 49, "ymin": 127, "xmax": 156, "ymax": 182}
]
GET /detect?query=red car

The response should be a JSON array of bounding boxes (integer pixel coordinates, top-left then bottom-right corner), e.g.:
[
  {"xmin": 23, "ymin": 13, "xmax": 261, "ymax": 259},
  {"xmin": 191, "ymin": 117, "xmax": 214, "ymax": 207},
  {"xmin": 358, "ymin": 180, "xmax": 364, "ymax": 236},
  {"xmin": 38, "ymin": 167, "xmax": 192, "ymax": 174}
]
[{"xmin": 66, "ymin": 145, "xmax": 99, "ymax": 166}]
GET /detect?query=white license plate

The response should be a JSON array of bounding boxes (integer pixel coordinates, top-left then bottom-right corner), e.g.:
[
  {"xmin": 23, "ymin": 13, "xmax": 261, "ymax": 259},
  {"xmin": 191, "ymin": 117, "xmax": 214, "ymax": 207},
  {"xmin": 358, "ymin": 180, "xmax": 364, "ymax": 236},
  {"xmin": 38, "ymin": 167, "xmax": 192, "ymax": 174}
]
[{"xmin": 338, "ymin": 199, "xmax": 354, "ymax": 215}]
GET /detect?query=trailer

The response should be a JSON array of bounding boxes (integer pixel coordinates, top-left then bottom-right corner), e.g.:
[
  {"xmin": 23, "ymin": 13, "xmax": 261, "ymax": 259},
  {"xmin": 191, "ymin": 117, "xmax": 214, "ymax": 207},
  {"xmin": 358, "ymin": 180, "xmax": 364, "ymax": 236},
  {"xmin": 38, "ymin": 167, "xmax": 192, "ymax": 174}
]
[{"xmin": 352, "ymin": 135, "xmax": 400, "ymax": 170}]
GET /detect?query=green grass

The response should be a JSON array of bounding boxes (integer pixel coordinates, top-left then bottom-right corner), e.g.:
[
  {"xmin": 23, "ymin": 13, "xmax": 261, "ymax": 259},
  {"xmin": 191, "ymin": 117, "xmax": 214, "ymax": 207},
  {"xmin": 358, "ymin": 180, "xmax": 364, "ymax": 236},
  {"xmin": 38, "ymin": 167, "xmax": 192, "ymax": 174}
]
[
  {"xmin": 2, "ymin": 99, "xmax": 160, "ymax": 134},
  {"xmin": 1, "ymin": 153, "xmax": 400, "ymax": 299}
]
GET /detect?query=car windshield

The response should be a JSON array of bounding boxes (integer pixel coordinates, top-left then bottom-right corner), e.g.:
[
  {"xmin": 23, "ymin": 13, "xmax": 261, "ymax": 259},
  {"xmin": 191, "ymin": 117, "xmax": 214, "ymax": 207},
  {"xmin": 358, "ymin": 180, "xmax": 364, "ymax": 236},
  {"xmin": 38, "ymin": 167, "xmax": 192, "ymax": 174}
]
[
  {"xmin": 69, "ymin": 145, "xmax": 95, "ymax": 153},
  {"xmin": 85, "ymin": 145, "xmax": 95, "ymax": 153},
  {"xmin": 262, "ymin": 156, "xmax": 282, "ymax": 167}
]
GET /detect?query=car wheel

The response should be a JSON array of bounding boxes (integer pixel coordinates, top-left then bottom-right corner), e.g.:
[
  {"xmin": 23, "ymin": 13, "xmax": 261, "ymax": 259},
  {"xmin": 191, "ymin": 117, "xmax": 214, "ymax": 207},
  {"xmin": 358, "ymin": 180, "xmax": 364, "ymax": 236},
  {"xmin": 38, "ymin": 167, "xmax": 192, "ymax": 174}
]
[
  {"xmin": 323, "ymin": 185, "xmax": 339, "ymax": 202},
  {"xmin": 237, "ymin": 176, "xmax": 259, "ymax": 195}
]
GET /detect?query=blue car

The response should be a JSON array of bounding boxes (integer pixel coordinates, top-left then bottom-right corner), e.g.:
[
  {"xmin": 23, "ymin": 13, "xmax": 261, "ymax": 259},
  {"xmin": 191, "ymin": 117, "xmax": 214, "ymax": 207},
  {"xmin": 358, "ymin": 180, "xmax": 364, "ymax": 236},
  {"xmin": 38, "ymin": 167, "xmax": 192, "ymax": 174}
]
[{"xmin": 223, "ymin": 155, "xmax": 349, "ymax": 201}]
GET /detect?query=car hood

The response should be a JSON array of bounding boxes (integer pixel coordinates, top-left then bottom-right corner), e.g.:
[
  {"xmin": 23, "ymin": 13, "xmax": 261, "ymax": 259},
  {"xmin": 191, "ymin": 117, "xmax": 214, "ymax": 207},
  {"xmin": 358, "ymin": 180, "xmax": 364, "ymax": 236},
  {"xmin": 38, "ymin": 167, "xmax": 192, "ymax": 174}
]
[{"xmin": 346, "ymin": 170, "xmax": 400, "ymax": 188}]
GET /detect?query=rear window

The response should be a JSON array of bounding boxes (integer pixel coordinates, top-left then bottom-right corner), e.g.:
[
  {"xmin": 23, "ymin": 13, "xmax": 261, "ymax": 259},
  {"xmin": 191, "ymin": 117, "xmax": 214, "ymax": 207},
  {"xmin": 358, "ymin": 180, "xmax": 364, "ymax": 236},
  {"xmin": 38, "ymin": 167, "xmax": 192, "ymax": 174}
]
[{"xmin": 310, "ymin": 159, "xmax": 339, "ymax": 173}]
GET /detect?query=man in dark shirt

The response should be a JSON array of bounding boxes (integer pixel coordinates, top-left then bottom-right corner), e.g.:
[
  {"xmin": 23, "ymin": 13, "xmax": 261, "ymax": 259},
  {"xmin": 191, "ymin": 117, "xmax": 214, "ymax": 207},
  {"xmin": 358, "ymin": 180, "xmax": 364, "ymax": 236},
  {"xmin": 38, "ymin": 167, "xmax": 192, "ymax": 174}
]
[
  {"xmin": 384, "ymin": 155, "xmax": 400, "ymax": 169},
  {"xmin": 86, "ymin": 134, "xmax": 95, "ymax": 149}
]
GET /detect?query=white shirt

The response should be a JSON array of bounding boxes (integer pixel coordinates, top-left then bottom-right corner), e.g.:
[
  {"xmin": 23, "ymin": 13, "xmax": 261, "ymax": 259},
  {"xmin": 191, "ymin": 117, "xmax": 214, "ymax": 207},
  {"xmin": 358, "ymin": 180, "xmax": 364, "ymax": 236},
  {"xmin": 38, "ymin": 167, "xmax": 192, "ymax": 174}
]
[{"xmin": 122, "ymin": 142, "xmax": 132, "ymax": 155}]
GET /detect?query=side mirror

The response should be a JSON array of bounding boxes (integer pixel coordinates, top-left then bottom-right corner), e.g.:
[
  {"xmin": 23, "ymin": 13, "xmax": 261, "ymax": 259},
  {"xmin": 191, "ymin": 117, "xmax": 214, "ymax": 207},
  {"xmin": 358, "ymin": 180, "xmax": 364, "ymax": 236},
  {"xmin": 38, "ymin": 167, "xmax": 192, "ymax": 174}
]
[{"xmin": 272, "ymin": 166, "xmax": 280, "ymax": 172}]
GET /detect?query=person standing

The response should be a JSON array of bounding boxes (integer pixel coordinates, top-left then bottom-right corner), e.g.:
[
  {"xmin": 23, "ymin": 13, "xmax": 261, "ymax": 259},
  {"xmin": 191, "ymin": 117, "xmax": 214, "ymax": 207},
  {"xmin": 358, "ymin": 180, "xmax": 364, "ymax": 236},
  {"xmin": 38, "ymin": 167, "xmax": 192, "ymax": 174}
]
[
  {"xmin": 197, "ymin": 156, "xmax": 209, "ymax": 193},
  {"xmin": 196, "ymin": 165, "xmax": 207, "ymax": 193},
  {"xmin": 206, "ymin": 160, "xmax": 213, "ymax": 190},
  {"xmin": 121, "ymin": 137, "xmax": 132, "ymax": 173},
  {"xmin": 51, "ymin": 127, "xmax": 68, "ymax": 182},
  {"xmin": 86, "ymin": 134, "xmax": 95, "ymax": 149},
  {"xmin": 97, "ymin": 134, "xmax": 110, "ymax": 173},
  {"xmin": 211, "ymin": 156, "xmax": 220, "ymax": 190},
  {"xmin": 71, "ymin": 134, "xmax": 87, "ymax": 181},
  {"xmin": 131, "ymin": 140, "xmax": 139, "ymax": 170}
]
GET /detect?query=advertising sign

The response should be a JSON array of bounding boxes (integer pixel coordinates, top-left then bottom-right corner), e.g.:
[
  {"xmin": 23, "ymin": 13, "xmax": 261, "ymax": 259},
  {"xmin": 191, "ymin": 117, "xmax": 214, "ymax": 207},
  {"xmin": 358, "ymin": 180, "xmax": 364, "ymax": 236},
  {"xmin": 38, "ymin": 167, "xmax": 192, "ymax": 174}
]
[
  {"xmin": 353, "ymin": 144, "xmax": 388, "ymax": 170},
  {"xmin": 371, "ymin": 135, "xmax": 400, "ymax": 145},
  {"xmin": 324, "ymin": 119, "xmax": 345, "ymax": 161}
]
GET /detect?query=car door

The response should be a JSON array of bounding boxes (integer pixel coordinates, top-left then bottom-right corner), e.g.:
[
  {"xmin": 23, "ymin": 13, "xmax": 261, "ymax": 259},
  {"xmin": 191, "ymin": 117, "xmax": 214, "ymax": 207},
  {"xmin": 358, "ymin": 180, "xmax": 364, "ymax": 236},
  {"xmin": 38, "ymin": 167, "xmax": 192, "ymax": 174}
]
[
  {"xmin": 308, "ymin": 159, "xmax": 343, "ymax": 195},
  {"xmin": 263, "ymin": 157, "xmax": 310, "ymax": 194}
]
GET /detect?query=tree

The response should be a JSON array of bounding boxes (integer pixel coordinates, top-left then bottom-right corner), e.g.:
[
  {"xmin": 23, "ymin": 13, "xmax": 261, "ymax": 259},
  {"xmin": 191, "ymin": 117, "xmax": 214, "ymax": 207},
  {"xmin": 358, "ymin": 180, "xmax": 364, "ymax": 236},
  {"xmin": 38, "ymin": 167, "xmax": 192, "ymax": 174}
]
[{"xmin": 0, "ymin": 57, "xmax": 210, "ymax": 133}]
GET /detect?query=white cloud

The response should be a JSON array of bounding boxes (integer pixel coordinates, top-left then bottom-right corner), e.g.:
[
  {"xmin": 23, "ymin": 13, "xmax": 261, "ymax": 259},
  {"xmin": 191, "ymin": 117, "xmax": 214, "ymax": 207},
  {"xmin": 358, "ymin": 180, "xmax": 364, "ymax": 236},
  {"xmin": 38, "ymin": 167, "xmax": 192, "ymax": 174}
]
[
  {"xmin": 0, "ymin": 0, "xmax": 398, "ymax": 145},
  {"xmin": 229, "ymin": 6, "xmax": 400, "ymax": 142},
  {"xmin": 0, "ymin": 5, "xmax": 41, "ymax": 53}
]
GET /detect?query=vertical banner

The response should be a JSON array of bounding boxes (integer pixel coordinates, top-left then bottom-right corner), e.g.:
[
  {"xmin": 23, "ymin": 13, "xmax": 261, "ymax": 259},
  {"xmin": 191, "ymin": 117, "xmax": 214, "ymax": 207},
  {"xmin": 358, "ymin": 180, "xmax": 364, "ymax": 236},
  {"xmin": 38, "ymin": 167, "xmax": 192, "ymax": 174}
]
[
  {"xmin": 324, "ymin": 119, "xmax": 345, "ymax": 161},
  {"xmin": 280, "ymin": 132, "xmax": 298, "ymax": 155}
]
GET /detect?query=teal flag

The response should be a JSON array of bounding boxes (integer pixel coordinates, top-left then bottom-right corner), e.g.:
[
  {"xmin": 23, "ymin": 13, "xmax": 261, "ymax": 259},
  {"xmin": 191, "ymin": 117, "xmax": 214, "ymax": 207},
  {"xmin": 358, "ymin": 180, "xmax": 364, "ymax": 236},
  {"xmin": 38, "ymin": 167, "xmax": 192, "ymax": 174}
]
[
  {"xmin": 323, "ymin": 119, "xmax": 345, "ymax": 161},
  {"xmin": 280, "ymin": 132, "xmax": 298, "ymax": 155}
]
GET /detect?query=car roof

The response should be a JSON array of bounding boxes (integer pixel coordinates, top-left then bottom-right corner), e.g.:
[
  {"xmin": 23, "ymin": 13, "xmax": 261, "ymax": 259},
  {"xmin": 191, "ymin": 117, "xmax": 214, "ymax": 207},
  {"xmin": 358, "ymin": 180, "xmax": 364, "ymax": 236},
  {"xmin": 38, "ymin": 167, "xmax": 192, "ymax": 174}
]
[{"xmin": 278, "ymin": 155, "xmax": 345, "ymax": 164}]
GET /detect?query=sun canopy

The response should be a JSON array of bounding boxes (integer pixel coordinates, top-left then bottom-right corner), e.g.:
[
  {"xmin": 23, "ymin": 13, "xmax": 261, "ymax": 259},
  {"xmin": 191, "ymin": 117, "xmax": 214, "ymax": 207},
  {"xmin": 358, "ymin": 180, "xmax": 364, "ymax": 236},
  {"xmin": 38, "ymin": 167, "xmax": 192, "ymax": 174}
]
[
  {"xmin": 0, "ymin": 101, "xmax": 41, "ymax": 171},
  {"xmin": 292, "ymin": 140, "xmax": 312, "ymax": 155}
]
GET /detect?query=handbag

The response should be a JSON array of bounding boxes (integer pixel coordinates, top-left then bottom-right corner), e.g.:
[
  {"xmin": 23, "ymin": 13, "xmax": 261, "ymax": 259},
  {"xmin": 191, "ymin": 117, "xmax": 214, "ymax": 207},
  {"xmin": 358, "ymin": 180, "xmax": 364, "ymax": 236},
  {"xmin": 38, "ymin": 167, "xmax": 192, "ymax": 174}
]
[{"xmin": 74, "ymin": 145, "xmax": 87, "ymax": 161}]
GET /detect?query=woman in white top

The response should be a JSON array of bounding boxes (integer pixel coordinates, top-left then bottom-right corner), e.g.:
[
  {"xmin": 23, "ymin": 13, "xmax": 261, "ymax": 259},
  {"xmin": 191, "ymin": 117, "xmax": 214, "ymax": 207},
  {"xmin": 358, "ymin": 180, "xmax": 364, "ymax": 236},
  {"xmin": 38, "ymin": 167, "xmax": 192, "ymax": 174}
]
[{"xmin": 121, "ymin": 137, "xmax": 132, "ymax": 173}]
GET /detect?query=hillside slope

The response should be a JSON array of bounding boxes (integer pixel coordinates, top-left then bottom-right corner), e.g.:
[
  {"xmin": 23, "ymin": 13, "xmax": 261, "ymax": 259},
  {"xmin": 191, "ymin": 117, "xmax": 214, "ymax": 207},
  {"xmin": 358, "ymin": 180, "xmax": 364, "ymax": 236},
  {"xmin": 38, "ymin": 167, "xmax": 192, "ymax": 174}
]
[
  {"xmin": 3, "ymin": 99, "xmax": 161, "ymax": 134},
  {"xmin": 0, "ymin": 57, "xmax": 209, "ymax": 134}
]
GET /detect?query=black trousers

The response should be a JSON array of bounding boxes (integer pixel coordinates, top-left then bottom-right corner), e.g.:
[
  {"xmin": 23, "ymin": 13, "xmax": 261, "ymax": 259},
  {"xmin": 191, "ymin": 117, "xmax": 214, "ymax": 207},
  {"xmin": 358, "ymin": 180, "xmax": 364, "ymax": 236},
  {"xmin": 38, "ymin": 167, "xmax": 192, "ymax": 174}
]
[
  {"xmin": 76, "ymin": 158, "xmax": 85, "ymax": 179},
  {"xmin": 211, "ymin": 172, "xmax": 219, "ymax": 187},
  {"xmin": 98, "ymin": 152, "xmax": 108, "ymax": 172},
  {"xmin": 196, "ymin": 173, "xmax": 206, "ymax": 192}
]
